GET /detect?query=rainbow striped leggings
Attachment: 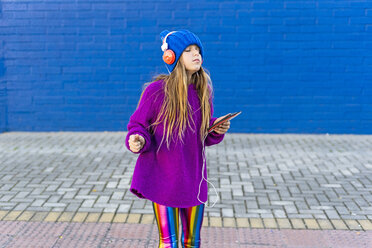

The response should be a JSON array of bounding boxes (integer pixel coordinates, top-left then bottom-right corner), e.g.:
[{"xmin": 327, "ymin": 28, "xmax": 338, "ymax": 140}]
[{"xmin": 152, "ymin": 201, "xmax": 205, "ymax": 248}]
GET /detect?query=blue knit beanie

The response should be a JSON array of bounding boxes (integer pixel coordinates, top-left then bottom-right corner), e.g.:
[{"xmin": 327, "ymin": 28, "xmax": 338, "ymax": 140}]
[{"xmin": 160, "ymin": 29, "xmax": 204, "ymax": 73}]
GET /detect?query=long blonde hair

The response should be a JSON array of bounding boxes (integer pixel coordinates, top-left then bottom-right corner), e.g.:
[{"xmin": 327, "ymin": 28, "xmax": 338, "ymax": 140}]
[{"xmin": 137, "ymin": 58, "xmax": 213, "ymax": 151}]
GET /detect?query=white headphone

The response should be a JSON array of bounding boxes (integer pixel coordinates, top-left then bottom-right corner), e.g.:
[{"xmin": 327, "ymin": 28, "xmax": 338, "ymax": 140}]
[
  {"xmin": 161, "ymin": 31, "xmax": 176, "ymax": 52},
  {"xmin": 197, "ymin": 133, "xmax": 220, "ymax": 208}
]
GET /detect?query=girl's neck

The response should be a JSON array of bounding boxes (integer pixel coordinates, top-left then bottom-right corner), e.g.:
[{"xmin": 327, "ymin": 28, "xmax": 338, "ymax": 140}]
[{"xmin": 186, "ymin": 72, "xmax": 194, "ymax": 85}]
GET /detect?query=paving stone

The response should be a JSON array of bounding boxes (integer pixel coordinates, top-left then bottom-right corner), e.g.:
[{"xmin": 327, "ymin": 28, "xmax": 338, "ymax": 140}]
[
  {"xmin": 0, "ymin": 132, "xmax": 371, "ymax": 230},
  {"xmin": 222, "ymin": 208, "xmax": 234, "ymax": 217}
]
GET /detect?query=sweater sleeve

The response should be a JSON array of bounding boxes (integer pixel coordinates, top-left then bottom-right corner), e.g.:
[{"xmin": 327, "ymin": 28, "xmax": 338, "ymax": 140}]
[
  {"xmin": 205, "ymin": 91, "xmax": 225, "ymax": 147},
  {"xmin": 125, "ymin": 83, "xmax": 159, "ymax": 154}
]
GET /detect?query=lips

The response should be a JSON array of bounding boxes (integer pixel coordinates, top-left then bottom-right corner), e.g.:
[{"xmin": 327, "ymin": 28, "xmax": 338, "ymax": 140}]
[{"xmin": 193, "ymin": 59, "xmax": 200, "ymax": 63}]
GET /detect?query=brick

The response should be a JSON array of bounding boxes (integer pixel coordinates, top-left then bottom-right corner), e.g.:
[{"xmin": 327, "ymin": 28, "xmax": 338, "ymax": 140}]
[
  {"xmin": 17, "ymin": 211, "xmax": 35, "ymax": 221},
  {"xmin": 263, "ymin": 218, "xmax": 277, "ymax": 229},
  {"xmin": 273, "ymin": 210, "xmax": 286, "ymax": 218},
  {"xmin": 72, "ymin": 212, "xmax": 88, "ymax": 222},
  {"xmin": 290, "ymin": 219, "xmax": 305, "ymax": 229},
  {"xmin": 344, "ymin": 220, "xmax": 363, "ymax": 230},
  {"xmin": 223, "ymin": 217, "xmax": 236, "ymax": 227},
  {"xmin": 117, "ymin": 204, "xmax": 131, "ymax": 213},
  {"xmin": 304, "ymin": 219, "xmax": 320, "ymax": 229},
  {"xmin": 249, "ymin": 218, "xmax": 264, "ymax": 228},
  {"xmin": 99, "ymin": 213, "xmax": 115, "ymax": 223},
  {"xmin": 202, "ymin": 216, "xmax": 209, "ymax": 227},
  {"xmin": 82, "ymin": 200, "xmax": 94, "ymax": 208},
  {"xmin": 209, "ymin": 217, "xmax": 222, "ymax": 227},
  {"xmin": 140, "ymin": 214, "xmax": 154, "ymax": 224},
  {"xmin": 44, "ymin": 212, "xmax": 61, "ymax": 222},
  {"xmin": 3, "ymin": 211, "xmax": 22, "ymax": 221},
  {"xmin": 236, "ymin": 218, "xmax": 249, "ymax": 228},
  {"xmin": 85, "ymin": 213, "xmax": 101, "ymax": 223},
  {"xmin": 357, "ymin": 220, "xmax": 372, "ymax": 230},
  {"xmin": 112, "ymin": 213, "xmax": 128, "ymax": 223},
  {"xmin": 222, "ymin": 208, "xmax": 234, "ymax": 217},
  {"xmin": 317, "ymin": 219, "xmax": 334, "ymax": 230},
  {"xmin": 30, "ymin": 212, "xmax": 49, "ymax": 222},
  {"xmin": 277, "ymin": 218, "xmax": 292, "ymax": 229},
  {"xmin": 58, "ymin": 212, "xmax": 74, "ymax": 222},
  {"xmin": 126, "ymin": 214, "xmax": 141, "ymax": 224},
  {"xmin": 0, "ymin": 211, "xmax": 9, "ymax": 220},
  {"xmin": 331, "ymin": 220, "xmax": 348, "ymax": 230}
]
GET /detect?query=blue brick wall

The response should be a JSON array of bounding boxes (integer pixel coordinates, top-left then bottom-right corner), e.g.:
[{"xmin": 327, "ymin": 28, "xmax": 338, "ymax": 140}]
[
  {"xmin": 0, "ymin": 1, "xmax": 6, "ymax": 133},
  {"xmin": 0, "ymin": 65, "xmax": 5, "ymax": 133},
  {"xmin": 0, "ymin": 61, "xmax": 5, "ymax": 133},
  {"xmin": 1, "ymin": 0, "xmax": 371, "ymax": 134}
]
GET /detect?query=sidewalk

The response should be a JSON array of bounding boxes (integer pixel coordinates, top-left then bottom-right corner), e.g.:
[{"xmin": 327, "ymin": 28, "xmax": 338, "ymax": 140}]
[
  {"xmin": 0, "ymin": 132, "xmax": 371, "ymax": 247},
  {"xmin": 0, "ymin": 221, "xmax": 370, "ymax": 247}
]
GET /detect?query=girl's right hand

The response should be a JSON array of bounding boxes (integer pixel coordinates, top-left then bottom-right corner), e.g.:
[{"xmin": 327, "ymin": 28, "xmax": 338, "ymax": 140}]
[{"xmin": 129, "ymin": 134, "xmax": 145, "ymax": 153}]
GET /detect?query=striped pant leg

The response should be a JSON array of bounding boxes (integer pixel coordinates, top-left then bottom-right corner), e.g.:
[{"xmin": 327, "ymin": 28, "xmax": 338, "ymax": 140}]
[
  {"xmin": 152, "ymin": 201, "xmax": 180, "ymax": 248},
  {"xmin": 180, "ymin": 204, "xmax": 205, "ymax": 248}
]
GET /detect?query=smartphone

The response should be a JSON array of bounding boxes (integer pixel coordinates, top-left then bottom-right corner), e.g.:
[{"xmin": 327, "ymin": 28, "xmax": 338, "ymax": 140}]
[{"xmin": 208, "ymin": 111, "xmax": 242, "ymax": 133}]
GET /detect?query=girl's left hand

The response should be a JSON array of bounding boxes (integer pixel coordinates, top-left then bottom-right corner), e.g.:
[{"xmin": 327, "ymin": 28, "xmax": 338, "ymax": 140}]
[{"xmin": 213, "ymin": 115, "xmax": 230, "ymax": 134}]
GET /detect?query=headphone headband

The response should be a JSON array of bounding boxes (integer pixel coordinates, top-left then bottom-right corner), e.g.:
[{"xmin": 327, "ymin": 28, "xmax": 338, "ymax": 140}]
[{"xmin": 161, "ymin": 31, "xmax": 176, "ymax": 52}]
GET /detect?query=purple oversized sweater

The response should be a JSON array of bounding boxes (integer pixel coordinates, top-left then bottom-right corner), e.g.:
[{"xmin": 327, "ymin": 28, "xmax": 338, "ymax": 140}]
[{"xmin": 125, "ymin": 79, "xmax": 225, "ymax": 208}]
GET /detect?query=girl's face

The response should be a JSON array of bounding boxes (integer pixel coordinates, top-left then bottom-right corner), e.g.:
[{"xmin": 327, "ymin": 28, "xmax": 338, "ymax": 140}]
[{"xmin": 180, "ymin": 45, "xmax": 202, "ymax": 76}]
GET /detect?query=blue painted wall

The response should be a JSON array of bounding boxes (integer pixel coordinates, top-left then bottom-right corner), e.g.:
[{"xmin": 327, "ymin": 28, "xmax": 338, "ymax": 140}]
[
  {"xmin": 0, "ymin": 63, "xmax": 5, "ymax": 133},
  {"xmin": 0, "ymin": 2, "xmax": 7, "ymax": 133},
  {"xmin": 1, "ymin": 0, "xmax": 371, "ymax": 134}
]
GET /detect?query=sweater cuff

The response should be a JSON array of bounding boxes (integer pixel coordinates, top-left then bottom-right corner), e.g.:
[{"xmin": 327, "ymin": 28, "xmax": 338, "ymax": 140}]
[{"xmin": 205, "ymin": 117, "xmax": 225, "ymax": 146}]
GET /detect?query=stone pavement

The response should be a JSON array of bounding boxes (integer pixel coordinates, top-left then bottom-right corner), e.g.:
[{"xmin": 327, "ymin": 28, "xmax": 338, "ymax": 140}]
[
  {"xmin": 0, "ymin": 132, "xmax": 371, "ymax": 247},
  {"xmin": 0, "ymin": 221, "xmax": 370, "ymax": 248}
]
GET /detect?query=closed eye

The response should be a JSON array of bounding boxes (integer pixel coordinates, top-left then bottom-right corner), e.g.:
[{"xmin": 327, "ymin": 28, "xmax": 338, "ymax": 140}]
[{"xmin": 185, "ymin": 46, "xmax": 200, "ymax": 52}]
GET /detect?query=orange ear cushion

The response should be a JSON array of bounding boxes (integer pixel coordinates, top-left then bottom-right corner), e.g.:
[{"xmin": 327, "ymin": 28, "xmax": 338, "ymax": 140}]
[{"xmin": 163, "ymin": 49, "xmax": 176, "ymax": 65}]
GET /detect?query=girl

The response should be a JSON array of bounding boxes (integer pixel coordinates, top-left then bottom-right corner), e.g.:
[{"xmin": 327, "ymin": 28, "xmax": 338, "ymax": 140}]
[{"xmin": 125, "ymin": 30, "xmax": 230, "ymax": 248}]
